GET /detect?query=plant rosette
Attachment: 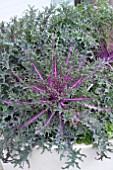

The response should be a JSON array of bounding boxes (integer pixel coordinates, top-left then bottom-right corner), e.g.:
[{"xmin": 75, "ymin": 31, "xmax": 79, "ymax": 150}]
[
  {"xmin": 0, "ymin": 39, "xmax": 113, "ymax": 169},
  {"xmin": 0, "ymin": 1, "xmax": 113, "ymax": 169}
]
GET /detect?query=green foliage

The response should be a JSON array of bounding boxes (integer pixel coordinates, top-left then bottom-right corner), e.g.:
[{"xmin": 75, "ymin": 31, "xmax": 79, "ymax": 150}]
[{"xmin": 0, "ymin": 1, "xmax": 113, "ymax": 169}]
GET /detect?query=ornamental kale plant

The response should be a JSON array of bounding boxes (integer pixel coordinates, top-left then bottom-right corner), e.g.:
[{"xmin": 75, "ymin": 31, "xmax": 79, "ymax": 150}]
[
  {"xmin": 0, "ymin": 1, "xmax": 113, "ymax": 169},
  {"xmin": 0, "ymin": 39, "xmax": 113, "ymax": 169}
]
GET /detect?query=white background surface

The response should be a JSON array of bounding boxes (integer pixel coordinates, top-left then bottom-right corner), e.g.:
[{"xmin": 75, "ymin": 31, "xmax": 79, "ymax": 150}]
[{"xmin": 0, "ymin": 0, "xmax": 51, "ymax": 22}]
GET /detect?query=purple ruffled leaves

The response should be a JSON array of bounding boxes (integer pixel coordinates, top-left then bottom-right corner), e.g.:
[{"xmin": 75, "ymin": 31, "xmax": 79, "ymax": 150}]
[
  {"xmin": 21, "ymin": 107, "xmax": 49, "ymax": 128},
  {"xmin": 73, "ymin": 114, "xmax": 81, "ymax": 123},
  {"xmin": 52, "ymin": 39, "xmax": 54, "ymax": 60},
  {"xmin": 77, "ymin": 59, "xmax": 86, "ymax": 71},
  {"xmin": 28, "ymin": 55, "xmax": 43, "ymax": 80},
  {"xmin": 71, "ymin": 78, "xmax": 82, "ymax": 88},
  {"xmin": 85, "ymin": 104, "xmax": 112, "ymax": 112},
  {"xmin": 1, "ymin": 99, "xmax": 35, "ymax": 106},
  {"xmin": 0, "ymin": 100, "xmax": 13, "ymax": 105},
  {"xmin": 85, "ymin": 69, "xmax": 98, "ymax": 80},
  {"xmin": 12, "ymin": 72, "xmax": 23, "ymax": 82},
  {"xmin": 35, "ymin": 111, "xmax": 54, "ymax": 134},
  {"xmin": 31, "ymin": 62, "xmax": 43, "ymax": 80},
  {"xmin": 53, "ymin": 56, "xmax": 57, "ymax": 77},
  {"xmin": 62, "ymin": 98, "xmax": 92, "ymax": 102},
  {"xmin": 64, "ymin": 65, "xmax": 73, "ymax": 82},
  {"xmin": 29, "ymin": 84, "xmax": 45, "ymax": 93},
  {"xmin": 12, "ymin": 71, "xmax": 44, "ymax": 93}
]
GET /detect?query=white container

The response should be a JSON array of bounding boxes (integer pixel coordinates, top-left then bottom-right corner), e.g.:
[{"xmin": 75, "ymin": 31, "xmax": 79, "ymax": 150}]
[{"xmin": 1, "ymin": 143, "xmax": 113, "ymax": 170}]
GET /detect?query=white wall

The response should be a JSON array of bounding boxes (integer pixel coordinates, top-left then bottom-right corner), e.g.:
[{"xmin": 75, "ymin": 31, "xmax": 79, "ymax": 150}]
[{"xmin": 0, "ymin": 0, "xmax": 51, "ymax": 22}]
